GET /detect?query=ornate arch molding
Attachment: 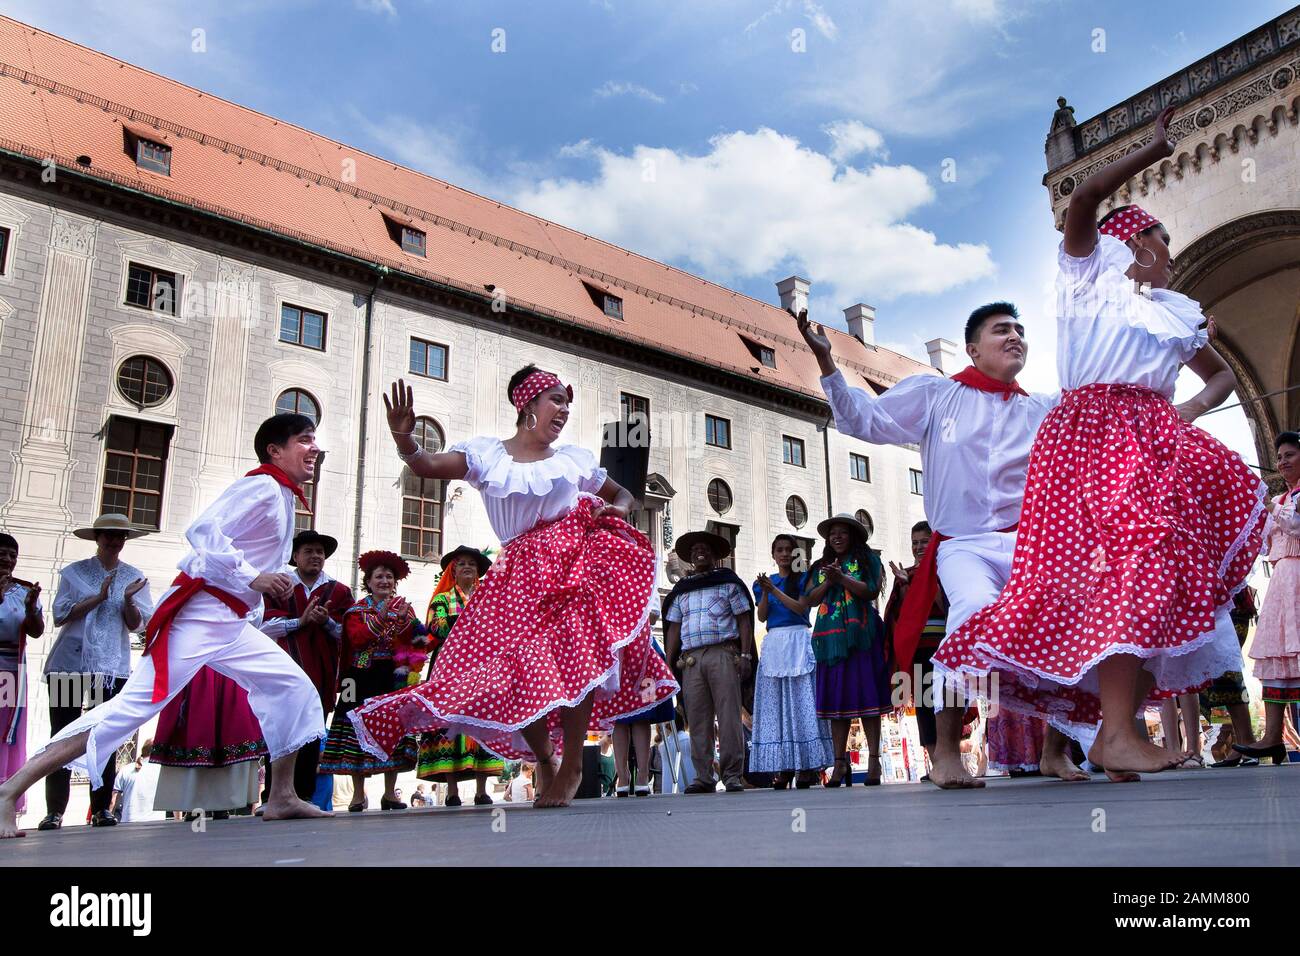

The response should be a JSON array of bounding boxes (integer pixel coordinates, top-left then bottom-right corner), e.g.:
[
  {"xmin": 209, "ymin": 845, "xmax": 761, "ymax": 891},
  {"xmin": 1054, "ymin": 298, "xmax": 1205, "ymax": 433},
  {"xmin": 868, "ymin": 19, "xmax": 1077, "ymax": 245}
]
[{"xmin": 1171, "ymin": 209, "xmax": 1300, "ymax": 468}]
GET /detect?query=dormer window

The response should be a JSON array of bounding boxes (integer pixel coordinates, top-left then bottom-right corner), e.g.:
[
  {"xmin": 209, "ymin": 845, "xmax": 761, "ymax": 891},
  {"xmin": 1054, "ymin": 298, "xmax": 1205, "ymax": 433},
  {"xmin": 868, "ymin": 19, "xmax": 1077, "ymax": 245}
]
[
  {"xmin": 123, "ymin": 125, "xmax": 171, "ymax": 175},
  {"xmin": 401, "ymin": 226, "xmax": 426, "ymax": 257},
  {"xmin": 602, "ymin": 294, "xmax": 623, "ymax": 319},
  {"xmin": 741, "ymin": 336, "xmax": 777, "ymax": 369}
]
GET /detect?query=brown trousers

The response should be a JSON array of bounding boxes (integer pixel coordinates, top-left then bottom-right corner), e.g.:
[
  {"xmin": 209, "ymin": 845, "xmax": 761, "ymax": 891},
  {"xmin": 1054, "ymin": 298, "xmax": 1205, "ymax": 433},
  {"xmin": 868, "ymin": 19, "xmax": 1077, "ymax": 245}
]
[{"xmin": 682, "ymin": 643, "xmax": 745, "ymax": 788}]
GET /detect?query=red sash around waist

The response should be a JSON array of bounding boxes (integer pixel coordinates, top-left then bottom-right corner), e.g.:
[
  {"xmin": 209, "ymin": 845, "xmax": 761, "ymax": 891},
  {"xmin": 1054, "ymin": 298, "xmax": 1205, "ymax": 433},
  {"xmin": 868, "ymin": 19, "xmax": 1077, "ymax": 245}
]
[
  {"xmin": 143, "ymin": 572, "xmax": 250, "ymax": 703},
  {"xmin": 892, "ymin": 523, "xmax": 1018, "ymax": 680}
]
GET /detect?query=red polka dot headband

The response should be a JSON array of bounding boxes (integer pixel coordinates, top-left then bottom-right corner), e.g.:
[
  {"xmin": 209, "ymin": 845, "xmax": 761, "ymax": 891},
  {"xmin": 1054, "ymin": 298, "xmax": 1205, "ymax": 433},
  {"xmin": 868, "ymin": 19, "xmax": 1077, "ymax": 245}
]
[
  {"xmin": 1099, "ymin": 205, "xmax": 1162, "ymax": 243},
  {"xmin": 510, "ymin": 370, "xmax": 573, "ymax": 411}
]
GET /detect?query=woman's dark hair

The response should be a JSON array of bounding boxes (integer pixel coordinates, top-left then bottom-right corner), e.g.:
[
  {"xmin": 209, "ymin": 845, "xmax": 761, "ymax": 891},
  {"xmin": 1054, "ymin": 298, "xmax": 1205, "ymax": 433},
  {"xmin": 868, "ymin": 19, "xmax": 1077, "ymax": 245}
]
[
  {"xmin": 808, "ymin": 523, "xmax": 881, "ymax": 598},
  {"xmin": 361, "ymin": 563, "xmax": 397, "ymax": 593},
  {"xmin": 0, "ymin": 532, "xmax": 17, "ymax": 553},
  {"xmin": 1098, "ymin": 205, "xmax": 1163, "ymax": 239},
  {"xmin": 964, "ymin": 301, "xmax": 1019, "ymax": 345},
  {"xmin": 1275, "ymin": 431, "xmax": 1300, "ymax": 453},
  {"xmin": 507, "ymin": 364, "xmax": 540, "ymax": 425},
  {"xmin": 769, "ymin": 534, "xmax": 804, "ymax": 600},
  {"xmin": 253, "ymin": 413, "xmax": 315, "ymax": 464},
  {"xmin": 911, "ymin": 520, "xmax": 932, "ymax": 535}
]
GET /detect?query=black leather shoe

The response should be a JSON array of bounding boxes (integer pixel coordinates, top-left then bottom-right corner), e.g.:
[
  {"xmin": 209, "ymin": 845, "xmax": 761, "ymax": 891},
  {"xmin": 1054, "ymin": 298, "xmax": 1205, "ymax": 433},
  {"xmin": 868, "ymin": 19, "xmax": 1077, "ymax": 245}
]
[
  {"xmin": 37, "ymin": 813, "xmax": 62, "ymax": 831},
  {"xmin": 724, "ymin": 782, "xmax": 745, "ymax": 793},
  {"xmin": 90, "ymin": 810, "xmax": 118, "ymax": 828},
  {"xmin": 1232, "ymin": 742, "xmax": 1287, "ymax": 765},
  {"xmin": 683, "ymin": 782, "xmax": 715, "ymax": 794},
  {"xmin": 444, "ymin": 792, "xmax": 462, "ymax": 807},
  {"xmin": 380, "ymin": 796, "xmax": 407, "ymax": 810},
  {"xmin": 473, "ymin": 793, "xmax": 493, "ymax": 806}
]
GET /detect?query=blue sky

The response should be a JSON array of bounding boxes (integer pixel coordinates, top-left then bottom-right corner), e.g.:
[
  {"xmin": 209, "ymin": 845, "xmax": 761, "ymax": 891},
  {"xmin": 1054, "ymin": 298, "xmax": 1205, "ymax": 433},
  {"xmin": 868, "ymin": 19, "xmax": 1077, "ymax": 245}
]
[{"xmin": 5, "ymin": 0, "xmax": 1284, "ymax": 467}]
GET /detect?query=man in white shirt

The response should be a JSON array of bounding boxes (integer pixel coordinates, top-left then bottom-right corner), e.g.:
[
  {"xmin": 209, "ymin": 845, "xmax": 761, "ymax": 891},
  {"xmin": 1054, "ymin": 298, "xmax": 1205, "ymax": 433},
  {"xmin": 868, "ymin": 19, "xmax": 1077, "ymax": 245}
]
[
  {"xmin": 112, "ymin": 738, "xmax": 165, "ymax": 823},
  {"xmin": 0, "ymin": 414, "xmax": 332, "ymax": 838},
  {"xmin": 797, "ymin": 302, "xmax": 1093, "ymax": 788},
  {"xmin": 39, "ymin": 512, "xmax": 154, "ymax": 831}
]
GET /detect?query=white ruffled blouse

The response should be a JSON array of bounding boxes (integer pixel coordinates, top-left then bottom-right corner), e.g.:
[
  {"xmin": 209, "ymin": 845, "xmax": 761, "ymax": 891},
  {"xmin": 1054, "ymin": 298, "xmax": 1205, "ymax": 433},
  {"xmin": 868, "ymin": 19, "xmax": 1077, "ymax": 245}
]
[
  {"xmin": 452, "ymin": 436, "xmax": 608, "ymax": 543},
  {"xmin": 1056, "ymin": 234, "xmax": 1209, "ymax": 398}
]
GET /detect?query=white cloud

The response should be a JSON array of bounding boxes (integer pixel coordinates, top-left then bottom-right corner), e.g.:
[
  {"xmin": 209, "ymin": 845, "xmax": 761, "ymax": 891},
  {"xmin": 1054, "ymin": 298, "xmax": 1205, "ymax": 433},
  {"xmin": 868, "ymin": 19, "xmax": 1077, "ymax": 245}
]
[
  {"xmin": 348, "ymin": 110, "xmax": 497, "ymax": 196},
  {"xmin": 594, "ymin": 81, "xmax": 666, "ymax": 105},
  {"xmin": 823, "ymin": 120, "xmax": 886, "ymax": 164},
  {"xmin": 513, "ymin": 127, "xmax": 994, "ymax": 303},
  {"xmin": 745, "ymin": 0, "xmax": 838, "ymax": 40}
]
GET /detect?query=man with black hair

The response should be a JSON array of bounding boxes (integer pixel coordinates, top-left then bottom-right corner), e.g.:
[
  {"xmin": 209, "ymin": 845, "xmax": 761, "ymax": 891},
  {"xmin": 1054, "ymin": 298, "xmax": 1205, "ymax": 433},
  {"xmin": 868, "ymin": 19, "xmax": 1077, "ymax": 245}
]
[
  {"xmin": 796, "ymin": 302, "xmax": 1092, "ymax": 788},
  {"xmin": 0, "ymin": 413, "xmax": 331, "ymax": 837}
]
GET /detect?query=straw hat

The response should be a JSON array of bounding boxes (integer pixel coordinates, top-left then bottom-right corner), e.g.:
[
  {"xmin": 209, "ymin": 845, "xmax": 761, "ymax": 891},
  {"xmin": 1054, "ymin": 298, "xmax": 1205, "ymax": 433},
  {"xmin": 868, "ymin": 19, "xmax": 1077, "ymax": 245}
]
[{"xmin": 73, "ymin": 513, "xmax": 148, "ymax": 541}]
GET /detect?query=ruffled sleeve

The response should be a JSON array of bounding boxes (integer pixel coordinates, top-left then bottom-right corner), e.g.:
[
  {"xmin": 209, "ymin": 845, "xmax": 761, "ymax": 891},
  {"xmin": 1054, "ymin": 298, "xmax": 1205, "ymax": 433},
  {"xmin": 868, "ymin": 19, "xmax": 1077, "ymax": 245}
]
[
  {"xmin": 1144, "ymin": 289, "xmax": 1209, "ymax": 361},
  {"xmin": 1056, "ymin": 234, "xmax": 1135, "ymax": 292},
  {"xmin": 449, "ymin": 436, "xmax": 606, "ymax": 498}
]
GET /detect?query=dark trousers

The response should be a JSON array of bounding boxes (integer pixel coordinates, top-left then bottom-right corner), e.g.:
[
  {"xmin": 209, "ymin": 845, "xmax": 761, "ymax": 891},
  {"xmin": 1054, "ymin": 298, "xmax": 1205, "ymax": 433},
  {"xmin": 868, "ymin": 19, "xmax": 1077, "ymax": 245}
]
[
  {"xmin": 915, "ymin": 645, "xmax": 938, "ymax": 749},
  {"xmin": 263, "ymin": 734, "xmax": 322, "ymax": 802},
  {"xmin": 44, "ymin": 675, "xmax": 127, "ymax": 816}
]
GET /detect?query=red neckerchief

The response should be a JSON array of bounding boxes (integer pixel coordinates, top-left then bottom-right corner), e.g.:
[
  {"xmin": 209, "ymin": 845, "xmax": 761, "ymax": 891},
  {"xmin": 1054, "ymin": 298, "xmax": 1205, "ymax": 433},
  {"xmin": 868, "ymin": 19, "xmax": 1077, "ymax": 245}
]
[
  {"xmin": 952, "ymin": 365, "xmax": 1029, "ymax": 402},
  {"xmin": 245, "ymin": 464, "xmax": 312, "ymax": 513}
]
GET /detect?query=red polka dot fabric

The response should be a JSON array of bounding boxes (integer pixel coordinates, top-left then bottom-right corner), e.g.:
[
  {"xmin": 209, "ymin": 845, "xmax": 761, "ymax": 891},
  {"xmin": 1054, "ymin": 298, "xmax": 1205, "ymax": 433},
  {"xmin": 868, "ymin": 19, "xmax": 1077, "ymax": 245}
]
[
  {"xmin": 350, "ymin": 495, "xmax": 678, "ymax": 761},
  {"xmin": 933, "ymin": 382, "xmax": 1266, "ymax": 730}
]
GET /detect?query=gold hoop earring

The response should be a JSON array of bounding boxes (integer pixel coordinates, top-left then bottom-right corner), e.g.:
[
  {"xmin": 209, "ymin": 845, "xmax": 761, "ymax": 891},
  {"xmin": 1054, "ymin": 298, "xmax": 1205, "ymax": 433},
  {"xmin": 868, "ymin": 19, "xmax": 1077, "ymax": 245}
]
[{"xmin": 525, "ymin": 412, "xmax": 538, "ymax": 431}]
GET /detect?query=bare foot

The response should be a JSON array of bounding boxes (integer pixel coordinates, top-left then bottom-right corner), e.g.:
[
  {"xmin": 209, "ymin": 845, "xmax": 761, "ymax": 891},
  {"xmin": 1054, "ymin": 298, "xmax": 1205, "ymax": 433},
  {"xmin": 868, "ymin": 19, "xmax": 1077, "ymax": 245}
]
[
  {"xmin": 262, "ymin": 796, "xmax": 332, "ymax": 821},
  {"xmin": 1091, "ymin": 733, "xmax": 1184, "ymax": 775},
  {"xmin": 534, "ymin": 766, "xmax": 581, "ymax": 808},
  {"xmin": 927, "ymin": 752, "xmax": 985, "ymax": 789},
  {"xmin": 1039, "ymin": 747, "xmax": 1091, "ymax": 782},
  {"xmin": 0, "ymin": 794, "xmax": 24, "ymax": 839},
  {"xmin": 1087, "ymin": 737, "xmax": 1141, "ymax": 782},
  {"xmin": 534, "ymin": 752, "xmax": 560, "ymax": 800}
]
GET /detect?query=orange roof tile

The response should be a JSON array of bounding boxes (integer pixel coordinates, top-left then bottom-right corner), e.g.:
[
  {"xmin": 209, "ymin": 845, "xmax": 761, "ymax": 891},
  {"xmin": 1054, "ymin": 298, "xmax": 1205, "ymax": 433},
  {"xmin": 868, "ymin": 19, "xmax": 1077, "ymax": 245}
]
[{"xmin": 0, "ymin": 15, "xmax": 938, "ymax": 401}]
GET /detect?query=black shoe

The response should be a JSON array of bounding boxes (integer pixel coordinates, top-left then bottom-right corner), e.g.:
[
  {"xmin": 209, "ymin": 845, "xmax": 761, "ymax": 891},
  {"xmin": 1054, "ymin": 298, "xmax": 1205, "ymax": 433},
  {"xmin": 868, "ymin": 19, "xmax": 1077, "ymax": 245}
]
[
  {"xmin": 347, "ymin": 798, "xmax": 368, "ymax": 812},
  {"xmin": 445, "ymin": 792, "xmax": 463, "ymax": 807},
  {"xmin": 211, "ymin": 810, "xmax": 230, "ymax": 820},
  {"xmin": 771, "ymin": 772, "xmax": 791, "ymax": 790},
  {"xmin": 37, "ymin": 813, "xmax": 63, "ymax": 831},
  {"xmin": 724, "ymin": 782, "xmax": 745, "ymax": 793},
  {"xmin": 1232, "ymin": 742, "xmax": 1287, "ymax": 765},
  {"xmin": 683, "ymin": 782, "xmax": 715, "ymax": 794},
  {"xmin": 794, "ymin": 771, "xmax": 816, "ymax": 790},
  {"xmin": 380, "ymin": 797, "xmax": 407, "ymax": 810},
  {"xmin": 473, "ymin": 793, "xmax": 493, "ymax": 806},
  {"xmin": 90, "ymin": 810, "xmax": 118, "ymax": 828}
]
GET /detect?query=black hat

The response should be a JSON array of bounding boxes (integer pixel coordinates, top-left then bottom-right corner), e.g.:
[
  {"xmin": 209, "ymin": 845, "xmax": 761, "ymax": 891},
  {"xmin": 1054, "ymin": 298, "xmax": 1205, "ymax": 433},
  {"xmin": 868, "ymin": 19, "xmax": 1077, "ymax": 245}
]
[
  {"xmin": 439, "ymin": 545, "xmax": 492, "ymax": 575},
  {"xmin": 673, "ymin": 530, "xmax": 732, "ymax": 563},
  {"xmin": 290, "ymin": 531, "xmax": 338, "ymax": 565}
]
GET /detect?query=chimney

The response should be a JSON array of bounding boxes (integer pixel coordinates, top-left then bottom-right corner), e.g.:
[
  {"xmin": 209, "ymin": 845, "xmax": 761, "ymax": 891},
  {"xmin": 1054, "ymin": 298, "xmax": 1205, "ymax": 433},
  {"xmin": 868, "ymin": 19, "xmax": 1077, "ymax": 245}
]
[
  {"xmin": 843, "ymin": 303, "xmax": 875, "ymax": 347},
  {"xmin": 925, "ymin": 337, "xmax": 960, "ymax": 375},
  {"xmin": 775, "ymin": 276, "xmax": 811, "ymax": 316}
]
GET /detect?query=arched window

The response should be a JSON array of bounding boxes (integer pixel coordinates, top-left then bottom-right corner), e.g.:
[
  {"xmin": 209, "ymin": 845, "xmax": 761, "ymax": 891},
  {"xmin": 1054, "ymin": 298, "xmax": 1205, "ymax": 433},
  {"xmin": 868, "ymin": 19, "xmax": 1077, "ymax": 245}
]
[
  {"xmin": 116, "ymin": 356, "xmax": 173, "ymax": 408},
  {"xmin": 401, "ymin": 417, "xmax": 446, "ymax": 560},
  {"xmin": 707, "ymin": 478, "xmax": 732, "ymax": 515},
  {"xmin": 855, "ymin": 509, "xmax": 875, "ymax": 540},
  {"xmin": 276, "ymin": 388, "xmax": 320, "ymax": 424},
  {"xmin": 785, "ymin": 496, "xmax": 808, "ymax": 529},
  {"xmin": 275, "ymin": 389, "xmax": 322, "ymax": 529}
]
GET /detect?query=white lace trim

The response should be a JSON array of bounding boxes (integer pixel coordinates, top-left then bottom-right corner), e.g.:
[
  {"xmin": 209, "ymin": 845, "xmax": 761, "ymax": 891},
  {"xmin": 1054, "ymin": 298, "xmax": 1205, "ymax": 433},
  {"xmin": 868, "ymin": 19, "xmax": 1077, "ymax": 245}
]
[{"xmin": 451, "ymin": 436, "xmax": 605, "ymax": 499}]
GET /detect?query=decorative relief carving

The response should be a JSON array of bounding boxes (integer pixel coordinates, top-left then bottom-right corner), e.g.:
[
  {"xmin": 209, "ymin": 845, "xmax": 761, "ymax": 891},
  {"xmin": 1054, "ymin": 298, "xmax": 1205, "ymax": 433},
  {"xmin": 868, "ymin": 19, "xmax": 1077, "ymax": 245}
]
[
  {"xmin": 1247, "ymin": 30, "xmax": 1276, "ymax": 63},
  {"xmin": 1160, "ymin": 76, "xmax": 1189, "ymax": 105},
  {"xmin": 1280, "ymin": 12, "xmax": 1300, "ymax": 45},
  {"xmin": 1106, "ymin": 107, "xmax": 1130, "ymax": 136},
  {"xmin": 1080, "ymin": 120, "xmax": 1105, "ymax": 149},
  {"xmin": 50, "ymin": 211, "xmax": 95, "ymax": 256},
  {"xmin": 1132, "ymin": 92, "xmax": 1159, "ymax": 122},
  {"xmin": 1272, "ymin": 66, "xmax": 1294, "ymax": 91},
  {"xmin": 1188, "ymin": 60, "xmax": 1216, "ymax": 93},
  {"xmin": 1218, "ymin": 45, "xmax": 1246, "ymax": 77}
]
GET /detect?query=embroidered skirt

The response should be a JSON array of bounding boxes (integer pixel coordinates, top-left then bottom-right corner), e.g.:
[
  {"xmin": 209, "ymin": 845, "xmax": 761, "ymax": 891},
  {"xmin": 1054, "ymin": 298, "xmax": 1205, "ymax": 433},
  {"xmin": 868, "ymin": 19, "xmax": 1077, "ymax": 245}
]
[
  {"xmin": 351, "ymin": 496, "xmax": 678, "ymax": 761},
  {"xmin": 151, "ymin": 666, "xmax": 269, "ymax": 768},
  {"xmin": 415, "ymin": 731, "xmax": 505, "ymax": 779},
  {"xmin": 933, "ymin": 382, "xmax": 1266, "ymax": 740}
]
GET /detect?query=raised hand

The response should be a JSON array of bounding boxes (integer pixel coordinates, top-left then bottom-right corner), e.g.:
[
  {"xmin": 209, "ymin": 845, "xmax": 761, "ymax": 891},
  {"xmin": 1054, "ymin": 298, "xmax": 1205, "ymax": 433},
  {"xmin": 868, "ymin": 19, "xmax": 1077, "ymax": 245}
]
[
  {"xmin": 125, "ymin": 577, "xmax": 148, "ymax": 599},
  {"xmin": 888, "ymin": 561, "xmax": 912, "ymax": 586},
  {"xmin": 251, "ymin": 572, "xmax": 295, "ymax": 600},
  {"xmin": 98, "ymin": 570, "xmax": 118, "ymax": 599},
  {"xmin": 384, "ymin": 379, "xmax": 417, "ymax": 436},
  {"xmin": 24, "ymin": 582, "xmax": 41, "ymax": 612},
  {"xmin": 302, "ymin": 594, "xmax": 328, "ymax": 626},
  {"xmin": 792, "ymin": 308, "xmax": 832, "ymax": 359},
  {"xmin": 1153, "ymin": 105, "xmax": 1177, "ymax": 156},
  {"xmin": 755, "ymin": 573, "xmax": 774, "ymax": 594}
]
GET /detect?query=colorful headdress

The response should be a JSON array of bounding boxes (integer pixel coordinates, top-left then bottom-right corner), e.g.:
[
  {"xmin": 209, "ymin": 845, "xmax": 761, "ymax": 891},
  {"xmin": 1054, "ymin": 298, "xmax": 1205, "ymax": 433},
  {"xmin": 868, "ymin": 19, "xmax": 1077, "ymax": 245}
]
[
  {"xmin": 358, "ymin": 549, "xmax": 410, "ymax": 581},
  {"xmin": 510, "ymin": 369, "xmax": 573, "ymax": 411},
  {"xmin": 1099, "ymin": 205, "xmax": 1162, "ymax": 243}
]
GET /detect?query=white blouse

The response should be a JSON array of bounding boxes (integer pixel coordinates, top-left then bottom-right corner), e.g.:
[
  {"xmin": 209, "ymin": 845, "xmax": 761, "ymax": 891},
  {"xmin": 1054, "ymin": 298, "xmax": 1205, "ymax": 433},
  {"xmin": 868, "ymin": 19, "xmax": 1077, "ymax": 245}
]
[
  {"xmin": 46, "ymin": 557, "xmax": 155, "ymax": 680},
  {"xmin": 452, "ymin": 436, "xmax": 608, "ymax": 544},
  {"xmin": 821, "ymin": 370, "xmax": 1058, "ymax": 538},
  {"xmin": 1056, "ymin": 235, "xmax": 1209, "ymax": 398}
]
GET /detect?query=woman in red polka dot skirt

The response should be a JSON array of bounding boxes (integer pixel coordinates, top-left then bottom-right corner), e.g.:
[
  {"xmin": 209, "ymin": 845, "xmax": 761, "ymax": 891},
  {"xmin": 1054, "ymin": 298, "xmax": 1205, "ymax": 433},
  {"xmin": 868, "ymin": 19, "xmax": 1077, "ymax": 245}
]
[
  {"xmin": 350, "ymin": 369, "xmax": 678, "ymax": 807},
  {"xmin": 932, "ymin": 105, "xmax": 1266, "ymax": 777}
]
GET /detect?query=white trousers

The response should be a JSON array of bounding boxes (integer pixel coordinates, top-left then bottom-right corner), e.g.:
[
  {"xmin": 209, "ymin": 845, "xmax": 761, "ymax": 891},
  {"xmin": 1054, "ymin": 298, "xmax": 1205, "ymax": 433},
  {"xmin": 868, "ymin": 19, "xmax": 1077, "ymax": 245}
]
[{"xmin": 37, "ymin": 592, "xmax": 325, "ymax": 790}]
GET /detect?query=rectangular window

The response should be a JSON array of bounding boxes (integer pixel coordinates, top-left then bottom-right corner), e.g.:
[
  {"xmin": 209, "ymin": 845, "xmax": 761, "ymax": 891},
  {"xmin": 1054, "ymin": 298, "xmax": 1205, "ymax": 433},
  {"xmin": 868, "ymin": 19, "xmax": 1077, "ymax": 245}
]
[
  {"xmin": 279, "ymin": 303, "xmax": 327, "ymax": 351},
  {"xmin": 706, "ymin": 521, "xmax": 740, "ymax": 571},
  {"xmin": 401, "ymin": 226, "xmax": 427, "ymax": 257},
  {"xmin": 603, "ymin": 294, "xmax": 623, "ymax": 319},
  {"xmin": 409, "ymin": 338, "xmax": 449, "ymax": 381},
  {"xmin": 401, "ymin": 471, "xmax": 444, "ymax": 561},
  {"xmin": 620, "ymin": 392, "xmax": 650, "ymax": 425},
  {"xmin": 101, "ymin": 417, "xmax": 171, "ymax": 531},
  {"xmin": 0, "ymin": 226, "xmax": 9, "ymax": 275},
  {"xmin": 705, "ymin": 414, "xmax": 731, "ymax": 449},
  {"xmin": 739, "ymin": 336, "xmax": 778, "ymax": 369},
  {"xmin": 124, "ymin": 263, "xmax": 178, "ymax": 315},
  {"xmin": 851, "ymin": 453, "xmax": 871, "ymax": 483},
  {"xmin": 782, "ymin": 435, "xmax": 805, "ymax": 467},
  {"xmin": 136, "ymin": 138, "xmax": 171, "ymax": 175},
  {"xmin": 909, "ymin": 468, "xmax": 924, "ymax": 496}
]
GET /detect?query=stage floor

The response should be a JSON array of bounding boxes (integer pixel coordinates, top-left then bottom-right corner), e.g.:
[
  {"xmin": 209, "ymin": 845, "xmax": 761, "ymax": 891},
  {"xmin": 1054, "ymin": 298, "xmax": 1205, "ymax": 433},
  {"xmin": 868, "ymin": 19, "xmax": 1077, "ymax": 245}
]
[{"xmin": 4, "ymin": 766, "xmax": 1296, "ymax": 867}]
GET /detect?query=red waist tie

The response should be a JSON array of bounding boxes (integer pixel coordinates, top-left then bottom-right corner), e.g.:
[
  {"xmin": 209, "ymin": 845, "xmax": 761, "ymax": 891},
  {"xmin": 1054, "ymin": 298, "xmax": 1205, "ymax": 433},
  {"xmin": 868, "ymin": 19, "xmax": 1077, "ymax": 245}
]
[
  {"xmin": 892, "ymin": 523, "xmax": 1018, "ymax": 680},
  {"xmin": 143, "ymin": 573, "xmax": 250, "ymax": 703}
]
